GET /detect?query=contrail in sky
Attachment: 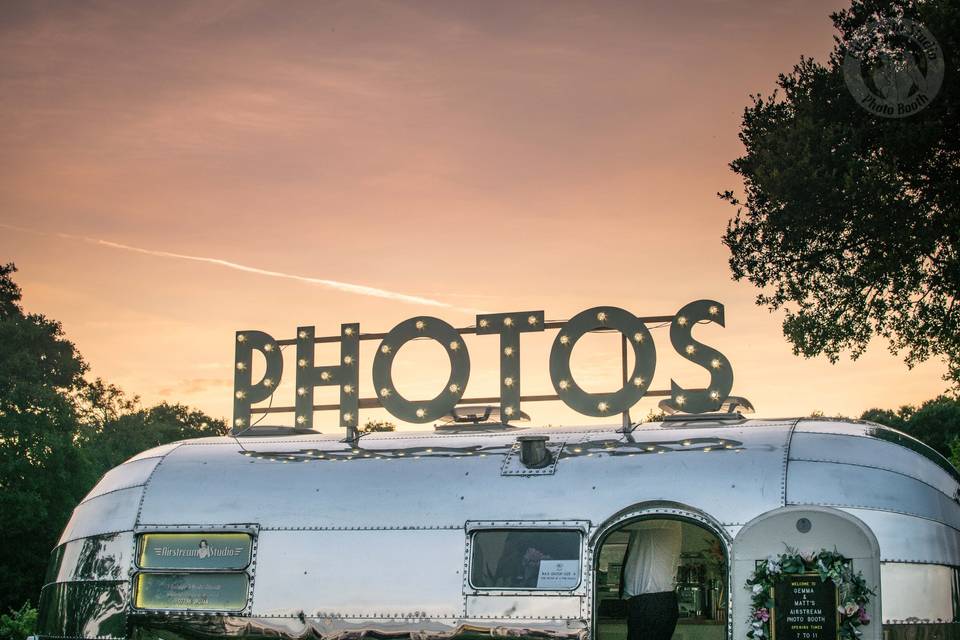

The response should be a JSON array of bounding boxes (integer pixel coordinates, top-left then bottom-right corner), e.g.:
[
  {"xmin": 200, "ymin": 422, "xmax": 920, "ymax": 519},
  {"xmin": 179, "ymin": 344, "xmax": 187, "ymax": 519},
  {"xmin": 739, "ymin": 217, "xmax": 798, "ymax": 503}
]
[{"xmin": 1, "ymin": 223, "xmax": 476, "ymax": 312}]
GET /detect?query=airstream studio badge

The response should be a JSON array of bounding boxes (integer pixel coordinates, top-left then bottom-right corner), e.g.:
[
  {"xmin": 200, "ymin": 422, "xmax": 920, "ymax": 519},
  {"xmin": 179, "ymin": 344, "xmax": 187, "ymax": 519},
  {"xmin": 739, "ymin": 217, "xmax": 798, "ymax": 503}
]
[{"xmin": 233, "ymin": 300, "xmax": 734, "ymax": 432}]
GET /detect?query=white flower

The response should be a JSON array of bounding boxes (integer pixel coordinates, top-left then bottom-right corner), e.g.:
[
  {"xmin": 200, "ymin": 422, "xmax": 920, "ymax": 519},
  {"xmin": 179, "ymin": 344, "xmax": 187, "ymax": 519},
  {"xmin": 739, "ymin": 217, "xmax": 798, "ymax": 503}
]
[
  {"xmin": 752, "ymin": 583, "xmax": 764, "ymax": 595},
  {"xmin": 844, "ymin": 603, "xmax": 859, "ymax": 616},
  {"xmin": 766, "ymin": 558, "xmax": 781, "ymax": 574},
  {"xmin": 754, "ymin": 628, "xmax": 765, "ymax": 638}
]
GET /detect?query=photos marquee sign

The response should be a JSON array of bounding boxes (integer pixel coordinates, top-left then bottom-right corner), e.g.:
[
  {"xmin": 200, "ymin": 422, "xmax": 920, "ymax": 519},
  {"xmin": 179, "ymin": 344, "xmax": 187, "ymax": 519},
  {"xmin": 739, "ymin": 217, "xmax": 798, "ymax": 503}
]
[{"xmin": 232, "ymin": 300, "xmax": 734, "ymax": 431}]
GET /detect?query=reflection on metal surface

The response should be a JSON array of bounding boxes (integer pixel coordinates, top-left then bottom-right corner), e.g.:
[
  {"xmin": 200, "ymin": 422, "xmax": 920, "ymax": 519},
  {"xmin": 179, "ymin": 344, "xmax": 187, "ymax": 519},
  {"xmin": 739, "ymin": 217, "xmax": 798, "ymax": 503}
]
[
  {"xmin": 45, "ymin": 532, "xmax": 131, "ymax": 586},
  {"xmin": 138, "ymin": 533, "xmax": 252, "ymax": 570},
  {"xmin": 237, "ymin": 436, "xmax": 746, "ymax": 464},
  {"xmin": 134, "ymin": 573, "xmax": 249, "ymax": 612},
  {"xmin": 129, "ymin": 614, "xmax": 588, "ymax": 640},
  {"xmin": 37, "ymin": 580, "xmax": 127, "ymax": 638}
]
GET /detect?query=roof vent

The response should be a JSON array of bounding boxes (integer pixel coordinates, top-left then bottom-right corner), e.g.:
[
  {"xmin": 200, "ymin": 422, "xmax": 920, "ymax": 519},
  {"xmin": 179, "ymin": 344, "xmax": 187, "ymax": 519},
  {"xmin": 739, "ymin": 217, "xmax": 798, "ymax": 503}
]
[{"xmin": 517, "ymin": 435, "xmax": 552, "ymax": 468}]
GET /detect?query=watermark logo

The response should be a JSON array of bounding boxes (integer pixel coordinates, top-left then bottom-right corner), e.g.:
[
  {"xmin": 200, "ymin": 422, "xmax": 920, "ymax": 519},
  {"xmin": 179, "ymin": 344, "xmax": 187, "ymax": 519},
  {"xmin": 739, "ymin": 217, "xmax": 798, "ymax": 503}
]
[{"xmin": 843, "ymin": 18, "xmax": 943, "ymax": 118}]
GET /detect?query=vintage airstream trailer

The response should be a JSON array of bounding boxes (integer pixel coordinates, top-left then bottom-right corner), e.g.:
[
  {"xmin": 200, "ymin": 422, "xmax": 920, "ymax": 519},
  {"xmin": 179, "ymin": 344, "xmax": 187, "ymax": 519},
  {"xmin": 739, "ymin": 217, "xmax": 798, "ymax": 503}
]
[{"xmin": 37, "ymin": 415, "xmax": 960, "ymax": 640}]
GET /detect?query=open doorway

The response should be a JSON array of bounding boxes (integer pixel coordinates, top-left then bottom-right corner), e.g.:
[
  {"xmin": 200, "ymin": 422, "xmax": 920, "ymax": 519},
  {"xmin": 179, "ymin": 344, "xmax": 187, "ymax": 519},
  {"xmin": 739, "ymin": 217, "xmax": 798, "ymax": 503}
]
[{"xmin": 595, "ymin": 517, "xmax": 728, "ymax": 640}]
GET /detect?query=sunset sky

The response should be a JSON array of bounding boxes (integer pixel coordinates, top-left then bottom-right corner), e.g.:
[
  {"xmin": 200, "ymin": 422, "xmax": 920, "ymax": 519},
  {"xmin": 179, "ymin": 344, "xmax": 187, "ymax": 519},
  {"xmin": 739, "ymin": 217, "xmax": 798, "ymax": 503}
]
[{"xmin": 0, "ymin": 0, "xmax": 949, "ymax": 430}]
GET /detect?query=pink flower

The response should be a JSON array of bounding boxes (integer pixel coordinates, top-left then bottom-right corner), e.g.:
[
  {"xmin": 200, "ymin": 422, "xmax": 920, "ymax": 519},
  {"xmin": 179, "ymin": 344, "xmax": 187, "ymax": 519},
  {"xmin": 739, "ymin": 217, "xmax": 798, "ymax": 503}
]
[
  {"xmin": 858, "ymin": 608, "xmax": 871, "ymax": 624},
  {"xmin": 754, "ymin": 608, "xmax": 770, "ymax": 622}
]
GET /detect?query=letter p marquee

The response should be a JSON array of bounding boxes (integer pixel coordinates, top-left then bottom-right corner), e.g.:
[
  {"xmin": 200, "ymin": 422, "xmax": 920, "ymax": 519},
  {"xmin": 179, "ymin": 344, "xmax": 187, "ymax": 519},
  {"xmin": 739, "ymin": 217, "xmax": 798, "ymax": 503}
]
[{"xmin": 233, "ymin": 330, "xmax": 283, "ymax": 434}]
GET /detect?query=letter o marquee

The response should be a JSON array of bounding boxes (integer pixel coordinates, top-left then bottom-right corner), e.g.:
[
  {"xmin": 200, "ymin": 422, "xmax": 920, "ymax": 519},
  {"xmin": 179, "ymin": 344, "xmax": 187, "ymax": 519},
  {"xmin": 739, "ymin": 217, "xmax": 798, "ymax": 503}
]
[
  {"xmin": 372, "ymin": 316, "xmax": 470, "ymax": 423},
  {"xmin": 549, "ymin": 306, "xmax": 656, "ymax": 417}
]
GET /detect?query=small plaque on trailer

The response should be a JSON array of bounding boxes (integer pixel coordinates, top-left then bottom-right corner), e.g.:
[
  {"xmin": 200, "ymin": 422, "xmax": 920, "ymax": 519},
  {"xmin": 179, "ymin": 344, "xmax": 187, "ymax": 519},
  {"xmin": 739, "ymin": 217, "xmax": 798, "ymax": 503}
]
[
  {"xmin": 134, "ymin": 572, "xmax": 249, "ymax": 611},
  {"xmin": 772, "ymin": 573, "xmax": 839, "ymax": 640}
]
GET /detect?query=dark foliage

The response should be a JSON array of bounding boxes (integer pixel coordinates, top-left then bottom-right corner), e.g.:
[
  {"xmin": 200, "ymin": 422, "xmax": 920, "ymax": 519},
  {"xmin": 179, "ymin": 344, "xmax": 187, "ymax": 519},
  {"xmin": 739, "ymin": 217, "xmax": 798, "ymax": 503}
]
[
  {"xmin": 0, "ymin": 264, "xmax": 227, "ymax": 613},
  {"xmin": 722, "ymin": 0, "xmax": 960, "ymax": 388},
  {"xmin": 862, "ymin": 395, "xmax": 960, "ymax": 459}
]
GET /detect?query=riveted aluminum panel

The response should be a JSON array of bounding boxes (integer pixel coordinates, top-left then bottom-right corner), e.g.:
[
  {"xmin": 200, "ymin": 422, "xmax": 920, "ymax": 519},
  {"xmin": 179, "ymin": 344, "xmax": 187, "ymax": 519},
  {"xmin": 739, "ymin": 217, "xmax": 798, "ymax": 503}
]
[
  {"xmin": 58, "ymin": 486, "xmax": 143, "ymax": 545},
  {"xmin": 126, "ymin": 442, "xmax": 182, "ymax": 463},
  {"xmin": 786, "ymin": 461, "xmax": 960, "ymax": 527},
  {"xmin": 465, "ymin": 595, "xmax": 583, "ymax": 619},
  {"xmin": 842, "ymin": 508, "xmax": 960, "ymax": 565},
  {"xmin": 83, "ymin": 458, "xmax": 161, "ymax": 503},
  {"xmin": 789, "ymin": 432, "xmax": 958, "ymax": 498},
  {"xmin": 251, "ymin": 529, "xmax": 466, "ymax": 617},
  {"xmin": 45, "ymin": 532, "xmax": 133, "ymax": 586},
  {"xmin": 138, "ymin": 423, "xmax": 793, "ymax": 529}
]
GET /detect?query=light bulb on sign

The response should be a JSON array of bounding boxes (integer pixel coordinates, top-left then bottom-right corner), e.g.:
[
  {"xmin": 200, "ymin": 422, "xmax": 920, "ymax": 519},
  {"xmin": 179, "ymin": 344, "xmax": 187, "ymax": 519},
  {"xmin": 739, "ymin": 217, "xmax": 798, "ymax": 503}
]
[
  {"xmin": 343, "ymin": 355, "xmax": 353, "ymax": 365},
  {"xmin": 504, "ymin": 377, "xmax": 514, "ymax": 387},
  {"xmin": 343, "ymin": 384, "xmax": 353, "ymax": 394},
  {"xmin": 344, "ymin": 327, "xmax": 354, "ymax": 336},
  {"xmin": 380, "ymin": 345, "xmax": 391, "ymax": 354},
  {"xmin": 298, "ymin": 330, "xmax": 308, "ymax": 339},
  {"xmin": 449, "ymin": 341, "xmax": 460, "ymax": 351},
  {"xmin": 598, "ymin": 402, "xmax": 609, "ymax": 413},
  {"xmin": 503, "ymin": 317, "xmax": 514, "ymax": 327},
  {"xmin": 320, "ymin": 371, "xmax": 331, "ymax": 381},
  {"xmin": 343, "ymin": 412, "xmax": 353, "ymax": 422},
  {"xmin": 380, "ymin": 387, "xmax": 391, "ymax": 397},
  {"xmin": 415, "ymin": 408, "xmax": 426, "ymax": 418},
  {"xmin": 264, "ymin": 343, "xmax": 274, "ymax": 352},
  {"xmin": 559, "ymin": 335, "xmax": 570, "ymax": 345},
  {"xmin": 527, "ymin": 315, "xmax": 538, "ymax": 325},
  {"xmin": 597, "ymin": 311, "xmax": 607, "ymax": 322},
  {"xmin": 678, "ymin": 316, "xmax": 688, "ymax": 326},
  {"xmin": 685, "ymin": 344, "xmax": 696, "ymax": 355},
  {"xmin": 449, "ymin": 383, "xmax": 460, "ymax": 393},
  {"xmin": 415, "ymin": 320, "xmax": 425, "ymax": 330},
  {"xmin": 237, "ymin": 334, "xmax": 246, "ymax": 343},
  {"xmin": 504, "ymin": 346, "xmax": 514, "ymax": 356},
  {"xmin": 263, "ymin": 378, "xmax": 274, "ymax": 388},
  {"xmin": 235, "ymin": 390, "xmax": 246, "ymax": 399},
  {"xmin": 236, "ymin": 362, "xmax": 246, "ymax": 371},
  {"xmin": 298, "ymin": 358, "xmax": 308, "ymax": 368},
  {"xmin": 297, "ymin": 387, "xmax": 306, "ymax": 396},
  {"xmin": 558, "ymin": 379, "xmax": 570, "ymax": 390}
]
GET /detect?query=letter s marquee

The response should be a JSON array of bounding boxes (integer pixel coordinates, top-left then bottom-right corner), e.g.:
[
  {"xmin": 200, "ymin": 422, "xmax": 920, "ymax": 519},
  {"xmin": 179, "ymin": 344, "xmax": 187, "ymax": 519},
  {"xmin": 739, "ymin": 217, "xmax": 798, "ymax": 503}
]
[{"xmin": 232, "ymin": 300, "xmax": 737, "ymax": 434}]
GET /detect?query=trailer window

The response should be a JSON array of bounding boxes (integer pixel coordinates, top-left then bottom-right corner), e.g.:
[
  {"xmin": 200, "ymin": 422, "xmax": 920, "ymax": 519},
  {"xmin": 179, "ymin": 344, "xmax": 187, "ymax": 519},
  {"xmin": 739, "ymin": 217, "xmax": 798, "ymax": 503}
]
[{"xmin": 470, "ymin": 530, "xmax": 581, "ymax": 590}]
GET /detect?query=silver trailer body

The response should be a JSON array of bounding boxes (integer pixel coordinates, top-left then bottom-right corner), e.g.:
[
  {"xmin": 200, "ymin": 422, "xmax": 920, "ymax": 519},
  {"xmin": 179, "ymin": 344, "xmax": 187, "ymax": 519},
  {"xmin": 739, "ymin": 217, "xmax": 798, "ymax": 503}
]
[{"xmin": 38, "ymin": 418, "xmax": 960, "ymax": 640}]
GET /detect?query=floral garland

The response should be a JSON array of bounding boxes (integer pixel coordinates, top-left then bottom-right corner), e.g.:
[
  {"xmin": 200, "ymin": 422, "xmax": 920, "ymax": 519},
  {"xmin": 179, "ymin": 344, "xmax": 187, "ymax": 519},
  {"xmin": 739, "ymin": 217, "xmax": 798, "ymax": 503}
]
[{"xmin": 745, "ymin": 548, "xmax": 875, "ymax": 640}]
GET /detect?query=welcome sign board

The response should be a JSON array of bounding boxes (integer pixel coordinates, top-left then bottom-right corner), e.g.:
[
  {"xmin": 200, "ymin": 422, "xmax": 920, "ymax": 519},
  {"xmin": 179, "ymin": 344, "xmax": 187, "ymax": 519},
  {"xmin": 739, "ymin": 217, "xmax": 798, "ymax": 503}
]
[{"xmin": 232, "ymin": 300, "xmax": 734, "ymax": 433}]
